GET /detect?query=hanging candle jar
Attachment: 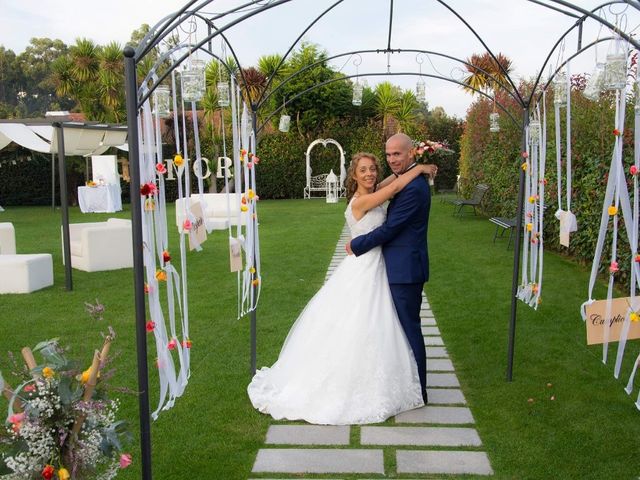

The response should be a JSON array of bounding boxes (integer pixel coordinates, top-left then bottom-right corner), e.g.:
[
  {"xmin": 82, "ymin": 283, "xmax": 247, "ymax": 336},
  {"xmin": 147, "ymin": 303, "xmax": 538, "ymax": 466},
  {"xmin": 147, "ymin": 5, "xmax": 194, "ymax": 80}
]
[
  {"xmin": 279, "ymin": 114, "xmax": 291, "ymax": 132},
  {"xmin": 583, "ymin": 62, "xmax": 605, "ymax": 100},
  {"xmin": 604, "ymin": 51, "xmax": 627, "ymax": 90},
  {"xmin": 152, "ymin": 85, "xmax": 171, "ymax": 117},
  {"xmin": 489, "ymin": 112, "xmax": 500, "ymax": 132},
  {"xmin": 352, "ymin": 82, "xmax": 363, "ymax": 106},
  {"xmin": 181, "ymin": 59, "xmax": 206, "ymax": 102},
  {"xmin": 416, "ymin": 79, "xmax": 426, "ymax": 103},
  {"xmin": 553, "ymin": 72, "xmax": 567, "ymax": 107},
  {"xmin": 217, "ymin": 80, "xmax": 230, "ymax": 107},
  {"xmin": 529, "ymin": 120, "xmax": 541, "ymax": 145}
]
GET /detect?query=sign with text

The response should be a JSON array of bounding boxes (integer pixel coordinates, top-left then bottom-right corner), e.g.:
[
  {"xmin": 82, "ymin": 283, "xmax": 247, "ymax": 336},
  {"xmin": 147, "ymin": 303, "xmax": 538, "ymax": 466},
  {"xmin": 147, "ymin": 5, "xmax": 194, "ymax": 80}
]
[
  {"xmin": 188, "ymin": 202, "xmax": 207, "ymax": 251},
  {"xmin": 585, "ymin": 297, "xmax": 640, "ymax": 345}
]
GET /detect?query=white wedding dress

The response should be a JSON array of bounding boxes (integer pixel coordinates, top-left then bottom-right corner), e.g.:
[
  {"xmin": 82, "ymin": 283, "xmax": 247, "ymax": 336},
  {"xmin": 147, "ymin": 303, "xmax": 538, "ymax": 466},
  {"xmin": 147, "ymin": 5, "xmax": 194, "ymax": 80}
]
[{"xmin": 247, "ymin": 200, "xmax": 423, "ymax": 425}]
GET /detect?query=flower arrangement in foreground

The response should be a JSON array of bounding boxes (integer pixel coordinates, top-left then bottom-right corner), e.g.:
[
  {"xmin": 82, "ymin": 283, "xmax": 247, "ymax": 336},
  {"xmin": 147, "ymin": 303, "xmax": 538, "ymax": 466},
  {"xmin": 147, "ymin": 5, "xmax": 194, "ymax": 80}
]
[{"xmin": 0, "ymin": 329, "xmax": 132, "ymax": 479}]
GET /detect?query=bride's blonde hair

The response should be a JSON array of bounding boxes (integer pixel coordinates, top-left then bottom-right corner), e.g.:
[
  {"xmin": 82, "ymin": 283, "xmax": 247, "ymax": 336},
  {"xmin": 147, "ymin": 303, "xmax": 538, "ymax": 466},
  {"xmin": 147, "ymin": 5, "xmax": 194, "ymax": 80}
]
[{"xmin": 345, "ymin": 152, "xmax": 381, "ymax": 202}]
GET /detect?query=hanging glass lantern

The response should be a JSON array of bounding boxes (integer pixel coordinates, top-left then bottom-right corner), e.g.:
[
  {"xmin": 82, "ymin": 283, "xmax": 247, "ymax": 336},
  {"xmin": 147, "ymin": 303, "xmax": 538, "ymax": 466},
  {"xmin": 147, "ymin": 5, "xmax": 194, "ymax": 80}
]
[
  {"xmin": 489, "ymin": 112, "xmax": 500, "ymax": 132},
  {"xmin": 217, "ymin": 81, "xmax": 230, "ymax": 107},
  {"xmin": 416, "ymin": 79, "xmax": 426, "ymax": 103},
  {"xmin": 553, "ymin": 72, "xmax": 567, "ymax": 107},
  {"xmin": 152, "ymin": 85, "xmax": 171, "ymax": 117},
  {"xmin": 181, "ymin": 59, "xmax": 206, "ymax": 102},
  {"xmin": 529, "ymin": 120, "xmax": 541, "ymax": 145},
  {"xmin": 604, "ymin": 52, "xmax": 627, "ymax": 90},
  {"xmin": 278, "ymin": 114, "xmax": 291, "ymax": 132},
  {"xmin": 583, "ymin": 62, "xmax": 605, "ymax": 101},
  {"xmin": 352, "ymin": 82, "xmax": 363, "ymax": 106}
]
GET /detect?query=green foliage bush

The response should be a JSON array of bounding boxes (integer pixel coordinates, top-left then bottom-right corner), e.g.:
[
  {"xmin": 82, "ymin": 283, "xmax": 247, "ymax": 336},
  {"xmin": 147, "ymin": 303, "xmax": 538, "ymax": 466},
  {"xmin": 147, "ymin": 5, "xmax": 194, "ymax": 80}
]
[{"xmin": 459, "ymin": 80, "xmax": 637, "ymax": 290}]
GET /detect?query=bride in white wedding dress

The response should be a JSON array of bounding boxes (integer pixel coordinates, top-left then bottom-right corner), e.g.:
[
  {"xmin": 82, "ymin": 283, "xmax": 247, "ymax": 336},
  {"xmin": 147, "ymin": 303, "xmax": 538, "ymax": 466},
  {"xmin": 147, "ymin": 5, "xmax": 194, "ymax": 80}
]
[{"xmin": 247, "ymin": 152, "xmax": 434, "ymax": 425}]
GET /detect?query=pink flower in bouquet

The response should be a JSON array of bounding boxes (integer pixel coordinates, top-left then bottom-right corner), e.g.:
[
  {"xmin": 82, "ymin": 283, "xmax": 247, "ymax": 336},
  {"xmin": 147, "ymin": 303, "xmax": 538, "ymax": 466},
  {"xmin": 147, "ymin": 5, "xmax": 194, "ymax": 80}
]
[
  {"xmin": 41, "ymin": 465, "xmax": 55, "ymax": 479},
  {"xmin": 120, "ymin": 453, "xmax": 132, "ymax": 469}
]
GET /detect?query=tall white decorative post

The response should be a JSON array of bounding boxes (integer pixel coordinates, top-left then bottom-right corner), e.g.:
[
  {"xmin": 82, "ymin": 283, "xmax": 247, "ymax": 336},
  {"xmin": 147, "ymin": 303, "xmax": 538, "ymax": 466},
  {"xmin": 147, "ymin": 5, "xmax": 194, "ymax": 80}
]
[{"xmin": 326, "ymin": 169, "xmax": 338, "ymax": 204}]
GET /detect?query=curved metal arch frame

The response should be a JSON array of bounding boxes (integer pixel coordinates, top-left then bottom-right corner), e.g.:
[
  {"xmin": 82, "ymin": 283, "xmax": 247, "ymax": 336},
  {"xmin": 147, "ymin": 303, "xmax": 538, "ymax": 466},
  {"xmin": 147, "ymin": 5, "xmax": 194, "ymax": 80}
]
[
  {"xmin": 256, "ymin": 71, "xmax": 521, "ymax": 136},
  {"xmin": 123, "ymin": 3, "xmax": 640, "ymax": 479},
  {"xmin": 257, "ymin": 48, "xmax": 523, "ymax": 112}
]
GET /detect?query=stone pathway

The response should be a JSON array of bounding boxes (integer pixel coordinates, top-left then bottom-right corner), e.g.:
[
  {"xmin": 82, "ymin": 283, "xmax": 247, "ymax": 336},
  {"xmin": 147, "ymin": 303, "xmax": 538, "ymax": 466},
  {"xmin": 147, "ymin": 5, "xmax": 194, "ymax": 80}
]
[{"xmin": 250, "ymin": 225, "xmax": 493, "ymax": 478}]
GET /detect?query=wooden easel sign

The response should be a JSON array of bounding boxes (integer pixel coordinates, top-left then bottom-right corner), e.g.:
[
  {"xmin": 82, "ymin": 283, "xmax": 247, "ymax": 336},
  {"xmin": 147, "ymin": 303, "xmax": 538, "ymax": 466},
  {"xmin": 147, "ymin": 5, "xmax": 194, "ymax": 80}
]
[{"xmin": 585, "ymin": 297, "xmax": 640, "ymax": 345}]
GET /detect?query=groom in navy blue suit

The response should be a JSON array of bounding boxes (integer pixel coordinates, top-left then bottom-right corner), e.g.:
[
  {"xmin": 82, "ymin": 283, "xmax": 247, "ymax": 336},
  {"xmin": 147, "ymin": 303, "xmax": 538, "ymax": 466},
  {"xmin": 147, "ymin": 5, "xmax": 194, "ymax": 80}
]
[{"xmin": 346, "ymin": 133, "xmax": 433, "ymax": 403}]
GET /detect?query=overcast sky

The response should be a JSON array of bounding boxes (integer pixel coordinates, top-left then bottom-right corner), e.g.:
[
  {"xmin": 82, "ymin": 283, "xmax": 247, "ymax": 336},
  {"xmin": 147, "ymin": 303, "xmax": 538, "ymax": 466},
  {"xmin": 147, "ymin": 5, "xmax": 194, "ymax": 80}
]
[{"xmin": 3, "ymin": 0, "xmax": 640, "ymax": 117}]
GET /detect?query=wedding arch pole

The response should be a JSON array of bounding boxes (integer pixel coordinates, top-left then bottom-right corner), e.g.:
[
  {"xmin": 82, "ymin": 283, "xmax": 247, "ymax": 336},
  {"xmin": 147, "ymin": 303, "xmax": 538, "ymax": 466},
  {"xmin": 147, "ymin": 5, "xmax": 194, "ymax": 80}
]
[
  {"xmin": 123, "ymin": 46, "xmax": 153, "ymax": 480},
  {"xmin": 54, "ymin": 123, "xmax": 72, "ymax": 291},
  {"xmin": 507, "ymin": 108, "xmax": 530, "ymax": 382}
]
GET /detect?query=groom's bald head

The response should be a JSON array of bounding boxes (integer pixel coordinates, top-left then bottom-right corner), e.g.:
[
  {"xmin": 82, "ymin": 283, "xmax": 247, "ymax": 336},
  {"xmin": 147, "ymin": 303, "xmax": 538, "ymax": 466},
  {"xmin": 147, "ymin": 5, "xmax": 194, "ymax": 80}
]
[{"xmin": 385, "ymin": 133, "xmax": 415, "ymax": 174}]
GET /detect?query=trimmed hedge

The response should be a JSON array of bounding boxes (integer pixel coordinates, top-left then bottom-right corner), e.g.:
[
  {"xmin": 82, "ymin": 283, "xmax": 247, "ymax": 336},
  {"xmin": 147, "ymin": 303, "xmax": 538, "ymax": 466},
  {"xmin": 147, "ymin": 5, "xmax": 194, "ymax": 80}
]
[{"xmin": 459, "ymin": 82, "xmax": 636, "ymax": 288}]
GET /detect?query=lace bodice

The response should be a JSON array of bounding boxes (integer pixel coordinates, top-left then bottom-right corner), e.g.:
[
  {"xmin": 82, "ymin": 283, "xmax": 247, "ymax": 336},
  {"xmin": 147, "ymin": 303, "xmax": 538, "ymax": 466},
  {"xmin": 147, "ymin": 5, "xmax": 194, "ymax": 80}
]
[{"xmin": 345, "ymin": 199, "xmax": 386, "ymax": 238}]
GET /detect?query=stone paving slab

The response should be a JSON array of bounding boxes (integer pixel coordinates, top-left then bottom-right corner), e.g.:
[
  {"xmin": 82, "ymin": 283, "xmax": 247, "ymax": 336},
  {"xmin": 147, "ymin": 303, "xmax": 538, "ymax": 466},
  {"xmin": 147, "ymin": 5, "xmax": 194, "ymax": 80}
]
[
  {"xmin": 424, "ymin": 336, "xmax": 444, "ymax": 346},
  {"xmin": 397, "ymin": 450, "xmax": 493, "ymax": 475},
  {"xmin": 266, "ymin": 425, "xmax": 350, "ymax": 445},
  {"xmin": 421, "ymin": 318, "xmax": 437, "ymax": 326},
  {"xmin": 420, "ymin": 310, "xmax": 434, "ymax": 318},
  {"xmin": 361, "ymin": 426, "xmax": 482, "ymax": 446},
  {"xmin": 252, "ymin": 449, "xmax": 385, "ymax": 474},
  {"xmin": 426, "ymin": 388, "xmax": 466, "ymax": 405},
  {"xmin": 427, "ymin": 359, "xmax": 454, "ymax": 371},
  {"xmin": 427, "ymin": 373, "xmax": 460, "ymax": 387},
  {"xmin": 421, "ymin": 326, "xmax": 441, "ymax": 336},
  {"xmin": 395, "ymin": 406, "xmax": 474, "ymax": 424},
  {"xmin": 426, "ymin": 347, "xmax": 448, "ymax": 358}
]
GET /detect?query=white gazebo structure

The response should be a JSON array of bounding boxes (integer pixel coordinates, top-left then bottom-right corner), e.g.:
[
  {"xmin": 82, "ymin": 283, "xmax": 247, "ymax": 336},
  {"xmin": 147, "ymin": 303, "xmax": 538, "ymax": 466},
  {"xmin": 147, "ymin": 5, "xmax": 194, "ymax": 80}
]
[{"xmin": 304, "ymin": 138, "xmax": 346, "ymax": 199}]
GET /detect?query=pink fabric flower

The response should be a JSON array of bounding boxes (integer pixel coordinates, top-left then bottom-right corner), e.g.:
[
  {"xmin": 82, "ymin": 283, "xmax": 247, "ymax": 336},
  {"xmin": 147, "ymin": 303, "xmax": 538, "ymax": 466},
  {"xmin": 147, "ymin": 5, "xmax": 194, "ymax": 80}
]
[
  {"xmin": 119, "ymin": 453, "xmax": 132, "ymax": 469},
  {"xmin": 156, "ymin": 163, "xmax": 167, "ymax": 174},
  {"xmin": 183, "ymin": 219, "xmax": 192, "ymax": 231}
]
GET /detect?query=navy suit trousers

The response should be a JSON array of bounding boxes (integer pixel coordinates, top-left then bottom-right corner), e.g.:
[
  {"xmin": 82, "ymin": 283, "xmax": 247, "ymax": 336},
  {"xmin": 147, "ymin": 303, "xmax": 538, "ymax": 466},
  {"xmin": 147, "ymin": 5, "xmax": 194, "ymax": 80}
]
[{"xmin": 389, "ymin": 283, "xmax": 426, "ymax": 394}]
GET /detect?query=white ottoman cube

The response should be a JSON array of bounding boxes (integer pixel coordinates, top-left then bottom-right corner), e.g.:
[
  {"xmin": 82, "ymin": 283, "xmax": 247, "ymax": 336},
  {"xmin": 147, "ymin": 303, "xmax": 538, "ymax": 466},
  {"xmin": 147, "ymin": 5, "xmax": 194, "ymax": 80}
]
[
  {"xmin": 0, "ymin": 254, "xmax": 54, "ymax": 294},
  {"xmin": 0, "ymin": 222, "xmax": 16, "ymax": 254}
]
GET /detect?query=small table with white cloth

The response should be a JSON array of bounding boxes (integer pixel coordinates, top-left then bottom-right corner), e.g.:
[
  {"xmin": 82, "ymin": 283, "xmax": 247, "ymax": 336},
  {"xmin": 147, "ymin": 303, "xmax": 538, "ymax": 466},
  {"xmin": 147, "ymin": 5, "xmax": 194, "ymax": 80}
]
[{"xmin": 78, "ymin": 185, "xmax": 122, "ymax": 213}]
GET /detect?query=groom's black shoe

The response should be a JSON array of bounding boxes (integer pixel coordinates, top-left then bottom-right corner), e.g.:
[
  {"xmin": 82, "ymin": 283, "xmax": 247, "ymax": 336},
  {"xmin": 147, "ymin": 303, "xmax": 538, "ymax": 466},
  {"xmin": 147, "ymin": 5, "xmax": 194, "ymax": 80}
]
[{"xmin": 422, "ymin": 389, "xmax": 428, "ymax": 405}]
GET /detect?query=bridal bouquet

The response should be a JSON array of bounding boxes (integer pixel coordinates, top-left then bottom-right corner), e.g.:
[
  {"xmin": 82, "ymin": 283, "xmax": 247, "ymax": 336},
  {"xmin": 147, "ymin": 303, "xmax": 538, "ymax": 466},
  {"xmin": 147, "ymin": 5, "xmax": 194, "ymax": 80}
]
[
  {"xmin": 0, "ymin": 331, "xmax": 132, "ymax": 480},
  {"xmin": 414, "ymin": 140, "xmax": 453, "ymax": 160}
]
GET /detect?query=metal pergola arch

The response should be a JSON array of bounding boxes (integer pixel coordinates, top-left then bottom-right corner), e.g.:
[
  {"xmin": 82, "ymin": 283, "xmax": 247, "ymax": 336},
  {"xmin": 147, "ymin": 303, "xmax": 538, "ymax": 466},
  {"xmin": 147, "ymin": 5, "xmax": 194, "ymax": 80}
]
[{"xmin": 122, "ymin": 2, "xmax": 640, "ymax": 478}]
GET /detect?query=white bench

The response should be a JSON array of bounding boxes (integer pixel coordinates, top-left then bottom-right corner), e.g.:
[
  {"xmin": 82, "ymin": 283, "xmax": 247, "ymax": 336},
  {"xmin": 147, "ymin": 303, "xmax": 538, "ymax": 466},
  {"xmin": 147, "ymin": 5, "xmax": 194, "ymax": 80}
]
[
  {"xmin": 0, "ymin": 254, "xmax": 53, "ymax": 294},
  {"xmin": 65, "ymin": 218, "xmax": 133, "ymax": 272},
  {"xmin": 175, "ymin": 193, "xmax": 248, "ymax": 232}
]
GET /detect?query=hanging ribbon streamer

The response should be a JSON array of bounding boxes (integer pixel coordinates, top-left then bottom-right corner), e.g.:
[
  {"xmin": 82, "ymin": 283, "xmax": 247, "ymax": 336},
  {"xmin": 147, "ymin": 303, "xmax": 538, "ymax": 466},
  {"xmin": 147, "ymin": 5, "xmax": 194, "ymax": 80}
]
[
  {"xmin": 554, "ymin": 61, "xmax": 578, "ymax": 247},
  {"xmin": 517, "ymin": 96, "xmax": 546, "ymax": 309}
]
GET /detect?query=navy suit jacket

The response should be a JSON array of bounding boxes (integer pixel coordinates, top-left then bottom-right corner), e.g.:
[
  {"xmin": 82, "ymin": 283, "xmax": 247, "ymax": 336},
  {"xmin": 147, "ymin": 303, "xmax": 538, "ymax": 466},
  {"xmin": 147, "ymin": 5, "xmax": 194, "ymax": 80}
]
[{"xmin": 351, "ymin": 175, "xmax": 430, "ymax": 284}]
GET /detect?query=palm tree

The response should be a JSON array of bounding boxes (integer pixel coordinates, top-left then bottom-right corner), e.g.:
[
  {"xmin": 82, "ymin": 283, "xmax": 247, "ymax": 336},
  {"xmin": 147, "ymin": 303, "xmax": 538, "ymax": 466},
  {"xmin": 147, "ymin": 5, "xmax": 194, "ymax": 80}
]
[
  {"xmin": 257, "ymin": 54, "xmax": 284, "ymax": 83},
  {"xmin": 374, "ymin": 81, "xmax": 401, "ymax": 137},
  {"xmin": 395, "ymin": 91, "xmax": 420, "ymax": 133},
  {"xmin": 98, "ymin": 42, "xmax": 124, "ymax": 122},
  {"xmin": 462, "ymin": 52, "xmax": 513, "ymax": 96}
]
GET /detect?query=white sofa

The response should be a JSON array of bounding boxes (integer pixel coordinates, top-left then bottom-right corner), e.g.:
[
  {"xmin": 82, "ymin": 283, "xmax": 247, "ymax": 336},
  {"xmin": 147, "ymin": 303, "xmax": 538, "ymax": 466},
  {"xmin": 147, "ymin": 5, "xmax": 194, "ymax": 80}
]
[
  {"xmin": 175, "ymin": 193, "xmax": 248, "ymax": 232},
  {"xmin": 0, "ymin": 254, "xmax": 53, "ymax": 294},
  {"xmin": 65, "ymin": 218, "xmax": 133, "ymax": 272},
  {"xmin": 0, "ymin": 222, "xmax": 16, "ymax": 254}
]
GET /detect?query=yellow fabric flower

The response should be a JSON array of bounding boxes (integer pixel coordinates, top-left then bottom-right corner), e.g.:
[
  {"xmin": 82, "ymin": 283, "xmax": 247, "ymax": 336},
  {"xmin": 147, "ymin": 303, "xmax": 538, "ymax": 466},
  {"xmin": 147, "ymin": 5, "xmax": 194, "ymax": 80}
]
[
  {"xmin": 42, "ymin": 367, "xmax": 54, "ymax": 378},
  {"xmin": 173, "ymin": 154, "xmax": 184, "ymax": 167},
  {"xmin": 630, "ymin": 312, "xmax": 639, "ymax": 323},
  {"xmin": 526, "ymin": 223, "xmax": 533, "ymax": 232},
  {"xmin": 248, "ymin": 189, "xmax": 255, "ymax": 199},
  {"xmin": 608, "ymin": 205, "xmax": 618, "ymax": 216},
  {"xmin": 58, "ymin": 468, "xmax": 70, "ymax": 480},
  {"xmin": 155, "ymin": 270, "xmax": 167, "ymax": 282}
]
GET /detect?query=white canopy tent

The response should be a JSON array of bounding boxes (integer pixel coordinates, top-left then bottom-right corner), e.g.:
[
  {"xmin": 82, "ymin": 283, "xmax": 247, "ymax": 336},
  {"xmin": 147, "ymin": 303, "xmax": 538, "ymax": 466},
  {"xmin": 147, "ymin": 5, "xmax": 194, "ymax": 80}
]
[{"xmin": 0, "ymin": 118, "xmax": 128, "ymax": 291}]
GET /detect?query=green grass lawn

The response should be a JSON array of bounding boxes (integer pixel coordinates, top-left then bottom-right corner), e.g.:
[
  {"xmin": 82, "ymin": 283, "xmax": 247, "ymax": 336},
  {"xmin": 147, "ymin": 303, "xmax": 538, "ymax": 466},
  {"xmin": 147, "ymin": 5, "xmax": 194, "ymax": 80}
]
[{"xmin": 1, "ymin": 198, "xmax": 639, "ymax": 479}]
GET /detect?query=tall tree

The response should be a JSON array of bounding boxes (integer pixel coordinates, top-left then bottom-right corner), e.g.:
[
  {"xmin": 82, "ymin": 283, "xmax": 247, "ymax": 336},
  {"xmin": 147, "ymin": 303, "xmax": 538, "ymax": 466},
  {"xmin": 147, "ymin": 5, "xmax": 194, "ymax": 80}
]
[{"xmin": 462, "ymin": 52, "xmax": 513, "ymax": 96}]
